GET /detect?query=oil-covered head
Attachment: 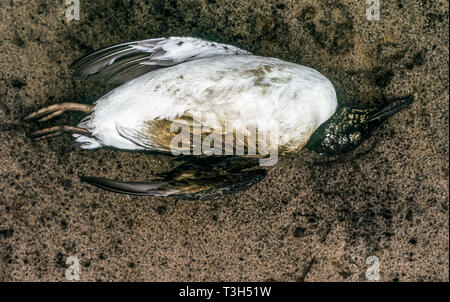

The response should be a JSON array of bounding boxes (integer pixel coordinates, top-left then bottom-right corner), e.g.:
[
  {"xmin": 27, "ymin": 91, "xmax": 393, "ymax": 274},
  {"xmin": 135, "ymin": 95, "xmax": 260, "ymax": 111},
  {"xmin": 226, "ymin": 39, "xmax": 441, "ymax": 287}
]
[{"xmin": 306, "ymin": 95, "xmax": 414, "ymax": 156}]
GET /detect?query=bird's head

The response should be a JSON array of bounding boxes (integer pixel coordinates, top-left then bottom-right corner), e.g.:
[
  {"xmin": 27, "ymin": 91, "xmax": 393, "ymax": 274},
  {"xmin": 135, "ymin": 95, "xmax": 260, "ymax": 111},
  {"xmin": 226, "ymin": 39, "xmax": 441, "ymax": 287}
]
[{"xmin": 306, "ymin": 94, "xmax": 414, "ymax": 156}]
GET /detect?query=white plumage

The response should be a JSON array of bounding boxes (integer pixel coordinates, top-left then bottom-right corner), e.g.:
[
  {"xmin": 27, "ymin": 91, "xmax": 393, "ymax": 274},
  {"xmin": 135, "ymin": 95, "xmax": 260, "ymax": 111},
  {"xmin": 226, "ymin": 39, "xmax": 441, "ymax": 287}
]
[
  {"xmin": 24, "ymin": 36, "xmax": 414, "ymax": 196},
  {"xmin": 72, "ymin": 37, "xmax": 338, "ymax": 154}
]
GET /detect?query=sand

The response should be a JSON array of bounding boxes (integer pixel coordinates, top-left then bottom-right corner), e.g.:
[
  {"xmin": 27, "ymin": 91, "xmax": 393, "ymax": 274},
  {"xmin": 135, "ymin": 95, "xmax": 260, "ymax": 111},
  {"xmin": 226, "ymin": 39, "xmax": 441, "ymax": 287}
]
[{"xmin": 0, "ymin": 0, "xmax": 448, "ymax": 281}]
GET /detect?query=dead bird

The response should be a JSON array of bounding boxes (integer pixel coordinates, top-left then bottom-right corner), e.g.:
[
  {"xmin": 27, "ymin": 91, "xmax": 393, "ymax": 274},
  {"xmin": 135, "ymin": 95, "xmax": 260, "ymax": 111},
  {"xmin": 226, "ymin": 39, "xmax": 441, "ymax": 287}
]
[{"xmin": 24, "ymin": 36, "xmax": 413, "ymax": 198}]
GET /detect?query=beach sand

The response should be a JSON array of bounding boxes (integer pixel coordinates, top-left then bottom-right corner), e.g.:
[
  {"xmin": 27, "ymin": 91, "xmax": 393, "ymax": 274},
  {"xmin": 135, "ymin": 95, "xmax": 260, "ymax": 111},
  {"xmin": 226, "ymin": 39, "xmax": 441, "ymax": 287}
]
[{"xmin": 0, "ymin": 0, "xmax": 448, "ymax": 281}]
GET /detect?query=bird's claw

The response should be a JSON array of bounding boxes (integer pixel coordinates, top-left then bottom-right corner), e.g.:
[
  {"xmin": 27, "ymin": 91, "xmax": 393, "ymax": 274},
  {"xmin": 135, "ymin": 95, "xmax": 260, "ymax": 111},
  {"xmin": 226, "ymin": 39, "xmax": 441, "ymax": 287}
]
[
  {"xmin": 30, "ymin": 125, "xmax": 91, "ymax": 140},
  {"xmin": 23, "ymin": 102, "xmax": 92, "ymax": 122}
]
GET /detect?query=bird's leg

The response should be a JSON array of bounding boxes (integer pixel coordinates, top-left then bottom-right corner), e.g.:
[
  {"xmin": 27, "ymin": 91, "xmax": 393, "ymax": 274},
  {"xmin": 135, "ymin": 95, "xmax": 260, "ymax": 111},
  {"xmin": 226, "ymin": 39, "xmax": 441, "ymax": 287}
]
[
  {"xmin": 24, "ymin": 102, "xmax": 93, "ymax": 140},
  {"xmin": 23, "ymin": 102, "xmax": 93, "ymax": 122},
  {"xmin": 30, "ymin": 125, "xmax": 92, "ymax": 140}
]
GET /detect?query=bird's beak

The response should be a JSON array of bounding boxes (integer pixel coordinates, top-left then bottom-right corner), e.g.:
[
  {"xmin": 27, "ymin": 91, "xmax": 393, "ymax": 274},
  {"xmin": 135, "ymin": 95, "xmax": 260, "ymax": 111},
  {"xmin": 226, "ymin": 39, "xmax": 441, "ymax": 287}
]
[{"xmin": 368, "ymin": 94, "xmax": 415, "ymax": 126}]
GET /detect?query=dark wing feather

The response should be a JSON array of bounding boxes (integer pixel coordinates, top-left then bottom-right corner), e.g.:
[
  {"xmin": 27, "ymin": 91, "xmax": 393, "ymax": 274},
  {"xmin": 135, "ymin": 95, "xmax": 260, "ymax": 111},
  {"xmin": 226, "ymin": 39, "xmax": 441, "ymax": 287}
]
[
  {"xmin": 79, "ymin": 176, "xmax": 180, "ymax": 196},
  {"xmin": 70, "ymin": 39, "xmax": 164, "ymax": 76},
  {"xmin": 70, "ymin": 36, "xmax": 251, "ymax": 84},
  {"xmin": 80, "ymin": 156, "xmax": 265, "ymax": 198}
]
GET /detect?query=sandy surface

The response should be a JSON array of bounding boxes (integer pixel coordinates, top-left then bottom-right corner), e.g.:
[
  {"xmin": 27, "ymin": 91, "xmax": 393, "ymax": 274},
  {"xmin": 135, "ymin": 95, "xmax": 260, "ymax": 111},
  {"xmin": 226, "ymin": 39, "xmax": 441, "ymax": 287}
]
[{"xmin": 0, "ymin": 0, "xmax": 448, "ymax": 281}]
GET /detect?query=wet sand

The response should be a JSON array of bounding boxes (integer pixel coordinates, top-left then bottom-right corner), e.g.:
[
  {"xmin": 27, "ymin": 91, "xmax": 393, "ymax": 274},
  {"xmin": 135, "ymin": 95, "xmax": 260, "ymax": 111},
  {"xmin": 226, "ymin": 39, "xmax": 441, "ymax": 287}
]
[{"xmin": 0, "ymin": 0, "xmax": 448, "ymax": 281}]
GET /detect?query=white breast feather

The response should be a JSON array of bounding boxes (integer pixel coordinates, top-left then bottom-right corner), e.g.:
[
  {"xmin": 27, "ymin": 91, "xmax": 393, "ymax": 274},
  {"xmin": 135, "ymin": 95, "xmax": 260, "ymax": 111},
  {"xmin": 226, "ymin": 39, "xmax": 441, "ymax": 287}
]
[{"xmin": 74, "ymin": 56, "xmax": 337, "ymax": 152}]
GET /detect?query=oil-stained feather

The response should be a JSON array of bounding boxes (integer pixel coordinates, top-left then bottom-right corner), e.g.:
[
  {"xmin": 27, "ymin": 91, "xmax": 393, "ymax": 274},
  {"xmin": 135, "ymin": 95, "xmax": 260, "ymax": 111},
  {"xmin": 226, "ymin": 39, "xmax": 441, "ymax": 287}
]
[
  {"xmin": 175, "ymin": 169, "xmax": 267, "ymax": 200},
  {"xmin": 80, "ymin": 156, "xmax": 265, "ymax": 197}
]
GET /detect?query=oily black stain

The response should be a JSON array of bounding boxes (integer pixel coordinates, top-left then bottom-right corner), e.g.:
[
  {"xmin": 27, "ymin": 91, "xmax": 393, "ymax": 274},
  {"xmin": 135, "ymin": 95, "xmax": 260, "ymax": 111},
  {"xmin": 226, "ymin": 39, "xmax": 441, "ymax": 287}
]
[
  {"xmin": 13, "ymin": 33, "xmax": 26, "ymax": 47},
  {"xmin": 55, "ymin": 252, "xmax": 66, "ymax": 268},
  {"xmin": 37, "ymin": 0, "xmax": 49, "ymax": 14},
  {"xmin": 299, "ymin": 2, "xmax": 354, "ymax": 55},
  {"xmin": 405, "ymin": 50, "xmax": 426, "ymax": 70},
  {"xmin": 306, "ymin": 160, "xmax": 398, "ymax": 252},
  {"xmin": 0, "ymin": 229, "xmax": 14, "ymax": 238},
  {"xmin": 365, "ymin": 66, "xmax": 396, "ymax": 89},
  {"xmin": 374, "ymin": 69, "xmax": 395, "ymax": 88},
  {"xmin": 425, "ymin": 12, "xmax": 447, "ymax": 28},
  {"xmin": 11, "ymin": 78, "xmax": 27, "ymax": 89}
]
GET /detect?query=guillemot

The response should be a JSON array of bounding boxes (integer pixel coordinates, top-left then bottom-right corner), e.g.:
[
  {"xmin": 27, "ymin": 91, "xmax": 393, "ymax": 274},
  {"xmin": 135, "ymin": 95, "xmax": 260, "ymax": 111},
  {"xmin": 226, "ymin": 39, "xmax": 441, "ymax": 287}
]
[{"xmin": 24, "ymin": 36, "xmax": 413, "ymax": 198}]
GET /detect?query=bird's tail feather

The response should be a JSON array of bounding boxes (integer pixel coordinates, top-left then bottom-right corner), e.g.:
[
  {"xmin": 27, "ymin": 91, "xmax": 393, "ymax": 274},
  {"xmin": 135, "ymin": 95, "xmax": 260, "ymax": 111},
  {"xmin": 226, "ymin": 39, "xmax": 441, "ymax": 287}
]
[{"xmin": 73, "ymin": 134, "xmax": 102, "ymax": 149}]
